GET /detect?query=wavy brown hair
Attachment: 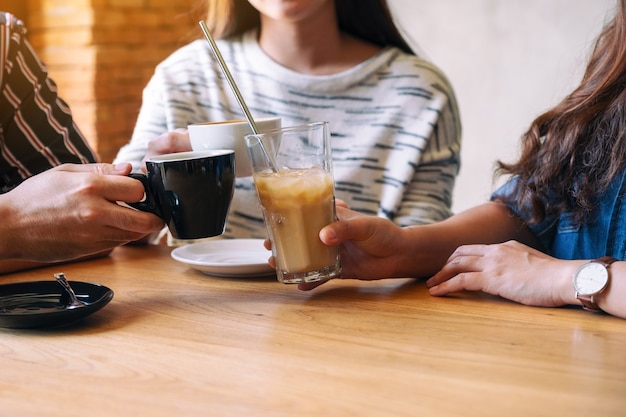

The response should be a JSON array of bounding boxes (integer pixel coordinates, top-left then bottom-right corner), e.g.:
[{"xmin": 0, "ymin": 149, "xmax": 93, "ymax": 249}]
[
  {"xmin": 203, "ymin": 0, "xmax": 413, "ymax": 54},
  {"xmin": 497, "ymin": 0, "xmax": 626, "ymax": 226}
]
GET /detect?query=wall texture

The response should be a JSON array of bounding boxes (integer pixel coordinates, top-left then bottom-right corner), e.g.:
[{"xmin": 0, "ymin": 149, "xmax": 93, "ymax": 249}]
[{"xmin": 389, "ymin": 0, "xmax": 616, "ymax": 213}]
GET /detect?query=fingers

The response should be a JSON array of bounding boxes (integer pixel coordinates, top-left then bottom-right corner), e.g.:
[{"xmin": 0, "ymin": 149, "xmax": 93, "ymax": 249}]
[
  {"xmin": 84, "ymin": 193, "xmax": 164, "ymax": 236},
  {"xmin": 428, "ymin": 273, "xmax": 479, "ymax": 296},
  {"xmin": 426, "ymin": 243, "xmax": 513, "ymax": 297},
  {"xmin": 426, "ymin": 245, "xmax": 486, "ymax": 288},
  {"xmin": 95, "ymin": 175, "xmax": 148, "ymax": 204},
  {"xmin": 139, "ymin": 130, "xmax": 192, "ymax": 173},
  {"xmin": 108, "ymin": 208, "xmax": 165, "ymax": 235},
  {"xmin": 55, "ymin": 163, "xmax": 132, "ymax": 176},
  {"xmin": 146, "ymin": 130, "xmax": 191, "ymax": 156},
  {"xmin": 47, "ymin": 163, "xmax": 149, "ymax": 205}
]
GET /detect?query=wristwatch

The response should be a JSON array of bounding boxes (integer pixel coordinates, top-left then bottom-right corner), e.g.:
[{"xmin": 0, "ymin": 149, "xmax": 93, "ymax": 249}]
[{"xmin": 572, "ymin": 256, "xmax": 617, "ymax": 312}]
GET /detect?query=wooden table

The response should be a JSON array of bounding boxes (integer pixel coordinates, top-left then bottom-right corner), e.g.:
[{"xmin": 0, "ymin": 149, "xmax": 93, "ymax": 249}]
[{"xmin": 1, "ymin": 243, "xmax": 625, "ymax": 417}]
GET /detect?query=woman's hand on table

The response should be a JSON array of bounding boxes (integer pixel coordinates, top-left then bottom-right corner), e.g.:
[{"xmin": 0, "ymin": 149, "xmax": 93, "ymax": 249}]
[{"xmin": 426, "ymin": 240, "xmax": 575, "ymax": 307}]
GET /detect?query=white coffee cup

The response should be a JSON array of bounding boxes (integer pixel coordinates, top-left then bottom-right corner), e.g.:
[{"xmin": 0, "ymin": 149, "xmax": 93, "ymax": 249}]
[{"xmin": 188, "ymin": 117, "xmax": 281, "ymax": 177}]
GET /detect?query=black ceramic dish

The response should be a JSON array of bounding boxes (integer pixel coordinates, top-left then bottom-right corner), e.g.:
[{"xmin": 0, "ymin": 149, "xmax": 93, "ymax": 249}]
[{"xmin": 0, "ymin": 280, "xmax": 114, "ymax": 329}]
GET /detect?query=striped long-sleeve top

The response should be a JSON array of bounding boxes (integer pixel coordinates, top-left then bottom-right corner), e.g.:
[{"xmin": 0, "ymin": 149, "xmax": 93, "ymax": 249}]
[
  {"xmin": 114, "ymin": 30, "xmax": 462, "ymax": 239},
  {"xmin": 0, "ymin": 12, "xmax": 96, "ymax": 193}
]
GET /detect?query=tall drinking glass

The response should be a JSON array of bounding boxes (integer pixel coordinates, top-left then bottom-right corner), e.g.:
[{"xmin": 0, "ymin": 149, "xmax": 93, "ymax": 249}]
[{"xmin": 245, "ymin": 122, "xmax": 341, "ymax": 284}]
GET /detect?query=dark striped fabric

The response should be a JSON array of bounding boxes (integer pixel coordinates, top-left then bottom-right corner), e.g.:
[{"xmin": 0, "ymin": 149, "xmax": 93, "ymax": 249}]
[
  {"xmin": 115, "ymin": 30, "xmax": 462, "ymax": 239},
  {"xmin": 0, "ymin": 12, "xmax": 96, "ymax": 193}
]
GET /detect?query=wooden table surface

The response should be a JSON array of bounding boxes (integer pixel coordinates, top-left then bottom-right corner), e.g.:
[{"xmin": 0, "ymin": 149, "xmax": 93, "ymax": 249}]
[{"xmin": 1, "ymin": 243, "xmax": 625, "ymax": 417}]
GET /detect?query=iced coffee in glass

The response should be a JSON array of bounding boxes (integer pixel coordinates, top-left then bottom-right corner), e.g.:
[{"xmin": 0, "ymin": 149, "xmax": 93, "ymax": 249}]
[{"xmin": 245, "ymin": 122, "xmax": 341, "ymax": 284}]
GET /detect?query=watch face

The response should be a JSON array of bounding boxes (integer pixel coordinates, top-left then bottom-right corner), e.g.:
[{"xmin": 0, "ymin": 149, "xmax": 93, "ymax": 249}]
[{"xmin": 573, "ymin": 262, "xmax": 609, "ymax": 295}]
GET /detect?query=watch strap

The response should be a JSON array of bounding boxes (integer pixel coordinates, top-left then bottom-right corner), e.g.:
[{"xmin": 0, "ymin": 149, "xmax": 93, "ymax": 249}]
[
  {"xmin": 576, "ymin": 256, "xmax": 617, "ymax": 312},
  {"xmin": 578, "ymin": 295, "xmax": 601, "ymax": 312}
]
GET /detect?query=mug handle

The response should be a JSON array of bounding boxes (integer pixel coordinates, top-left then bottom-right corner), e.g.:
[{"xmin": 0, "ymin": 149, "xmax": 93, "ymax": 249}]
[{"xmin": 127, "ymin": 173, "xmax": 162, "ymax": 218}]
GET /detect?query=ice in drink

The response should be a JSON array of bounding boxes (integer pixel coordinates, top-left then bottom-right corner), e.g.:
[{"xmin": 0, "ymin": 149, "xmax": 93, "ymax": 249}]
[{"xmin": 254, "ymin": 166, "xmax": 340, "ymax": 282}]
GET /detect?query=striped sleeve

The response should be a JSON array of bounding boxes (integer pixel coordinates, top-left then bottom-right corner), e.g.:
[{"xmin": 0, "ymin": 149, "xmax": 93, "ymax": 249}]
[{"xmin": 0, "ymin": 12, "xmax": 96, "ymax": 193}]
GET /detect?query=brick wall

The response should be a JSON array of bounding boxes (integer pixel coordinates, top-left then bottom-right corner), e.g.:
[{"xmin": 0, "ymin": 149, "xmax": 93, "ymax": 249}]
[
  {"xmin": 4, "ymin": 1, "xmax": 27, "ymax": 20},
  {"xmin": 13, "ymin": 0, "xmax": 205, "ymax": 162}
]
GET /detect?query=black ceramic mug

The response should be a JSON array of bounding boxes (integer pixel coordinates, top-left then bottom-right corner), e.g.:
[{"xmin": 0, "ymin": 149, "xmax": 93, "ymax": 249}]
[{"xmin": 129, "ymin": 150, "xmax": 235, "ymax": 240}]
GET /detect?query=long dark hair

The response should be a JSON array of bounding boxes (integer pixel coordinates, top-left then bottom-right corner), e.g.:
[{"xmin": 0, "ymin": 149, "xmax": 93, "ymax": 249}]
[
  {"xmin": 335, "ymin": 0, "xmax": 412, "ymax": 54},
  {"xmin": 204, "ymin": 0, "xmax": 413, "ymax": 54},
  {"xmin": 497, "ymin": 0, "xmax": 626, "ymax": 225}
]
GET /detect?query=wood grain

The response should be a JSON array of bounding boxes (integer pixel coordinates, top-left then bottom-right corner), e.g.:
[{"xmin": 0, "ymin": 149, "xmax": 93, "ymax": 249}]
[{"xmin": 1, "ymin": 244, "xmax": 625, "ymax": 417}]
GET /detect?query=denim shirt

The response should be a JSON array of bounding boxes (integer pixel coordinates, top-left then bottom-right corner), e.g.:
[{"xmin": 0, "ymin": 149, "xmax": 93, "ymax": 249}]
[{"xmin": 492, "ymin": 169, "xmax": 626, "ymax": 261}]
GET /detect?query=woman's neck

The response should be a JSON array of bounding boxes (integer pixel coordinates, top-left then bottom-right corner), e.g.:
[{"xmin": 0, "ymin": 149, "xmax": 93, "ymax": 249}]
[{"xmin": 257, "ymin": 14, "xmax": 381, "ymax": 75}]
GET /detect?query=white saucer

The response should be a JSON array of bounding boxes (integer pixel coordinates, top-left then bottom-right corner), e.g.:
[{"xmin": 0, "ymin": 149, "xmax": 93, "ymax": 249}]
[{"xmin": 171, "ymin": 239, "xmax": 275, "ymax": 277}]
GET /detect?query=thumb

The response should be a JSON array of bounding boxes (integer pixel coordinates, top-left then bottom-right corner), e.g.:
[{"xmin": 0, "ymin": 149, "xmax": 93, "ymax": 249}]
[
  {"xmin": 321, "ymin": 208, "xmax": 394, "ymax": 247},
  {"xmin": 320, "ymin": 207, "xmax": 369, "ymax": 245}
]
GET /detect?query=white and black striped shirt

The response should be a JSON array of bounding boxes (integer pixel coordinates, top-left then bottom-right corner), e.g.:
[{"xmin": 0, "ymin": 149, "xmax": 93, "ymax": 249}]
[
  {"xmin": 115, "ymin": 30, "xmax": 461, "ymax": 238},
  {"xmin": 0, "ymin": 12, "xmax": 96, "ymax": 193}
]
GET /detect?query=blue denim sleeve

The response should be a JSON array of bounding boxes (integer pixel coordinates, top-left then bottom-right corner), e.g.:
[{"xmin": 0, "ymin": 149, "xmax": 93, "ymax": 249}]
[{"xmin": 490, "ymin": 178, "xmax": 558, "ymax": 251}]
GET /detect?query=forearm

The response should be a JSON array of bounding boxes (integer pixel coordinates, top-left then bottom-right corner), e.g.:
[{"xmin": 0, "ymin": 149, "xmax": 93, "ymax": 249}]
[
  {"xmin": 398, "ymin": 201, "xmax": 538, "ymax": 278},
  {"xmin": 0, "ymin": 195, "xmax": 21, "ymax": 260}
]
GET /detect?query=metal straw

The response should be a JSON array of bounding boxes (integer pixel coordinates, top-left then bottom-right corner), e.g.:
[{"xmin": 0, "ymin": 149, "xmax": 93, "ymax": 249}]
[{"xmin": 199, "ymin": 21, "xmax": 279, "ymax": 173}]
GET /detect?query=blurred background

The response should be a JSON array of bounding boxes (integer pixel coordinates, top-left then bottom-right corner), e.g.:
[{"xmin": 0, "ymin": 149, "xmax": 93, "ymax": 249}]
[
  {"xmin": 391, "ymin": 0, "xmax": 615, "ymax": 212},
  {"xmin": 3, "ymin": 0, "xmax": 617, "ymax": 213}
]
